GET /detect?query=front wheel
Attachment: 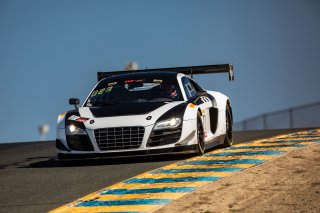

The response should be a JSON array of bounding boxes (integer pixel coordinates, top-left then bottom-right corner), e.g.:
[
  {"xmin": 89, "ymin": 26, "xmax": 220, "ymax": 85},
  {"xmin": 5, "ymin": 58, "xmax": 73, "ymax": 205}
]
[
  {"xmin": 222, "ymin": 104, "xmax": 233, "ymax": 147},
  {"xmin": 196, "ymin": 112, "xmax": 205, "ymax": 155}
]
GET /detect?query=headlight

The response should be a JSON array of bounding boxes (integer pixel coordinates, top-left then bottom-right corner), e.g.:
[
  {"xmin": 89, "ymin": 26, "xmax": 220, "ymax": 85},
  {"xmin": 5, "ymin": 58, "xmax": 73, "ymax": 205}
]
[
  {"xmin": 66, "ymin": 124, "xmax": 87, "ymax": 135},
  {"xmin": 154, "ymin": 117, "xmax": 182, "ymax": 130}
]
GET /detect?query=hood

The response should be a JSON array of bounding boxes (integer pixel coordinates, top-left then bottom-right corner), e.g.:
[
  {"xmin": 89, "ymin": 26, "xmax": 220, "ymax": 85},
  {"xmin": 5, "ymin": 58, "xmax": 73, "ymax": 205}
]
[
  {"xmin": 77, "ymin": 101, "xmax": 184, "ymax": 129},
  {"xmin": 89, "ymin": 102, "xmax": 167, "ymax": 118}
]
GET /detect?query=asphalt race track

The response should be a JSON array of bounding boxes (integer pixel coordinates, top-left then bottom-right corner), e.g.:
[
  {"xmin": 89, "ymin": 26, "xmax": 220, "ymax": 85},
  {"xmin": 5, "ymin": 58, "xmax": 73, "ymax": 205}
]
[{"xmin": 0, "ymin": 129, "xmax": 309, "ymax": 213}]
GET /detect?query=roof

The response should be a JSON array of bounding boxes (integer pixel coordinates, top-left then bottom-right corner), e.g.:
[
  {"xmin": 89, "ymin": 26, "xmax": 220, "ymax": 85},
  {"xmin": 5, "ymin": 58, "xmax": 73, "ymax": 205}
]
[{"xmin": 98, "ymin": 71, "xmax": 180, "ymax": 82}]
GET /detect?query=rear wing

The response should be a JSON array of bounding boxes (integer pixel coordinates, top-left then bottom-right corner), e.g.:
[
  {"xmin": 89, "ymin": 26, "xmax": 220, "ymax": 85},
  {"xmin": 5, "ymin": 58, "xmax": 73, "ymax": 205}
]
[{"xmin": 97, "ymin": 63, "xmax": 234, "ymax": 81}]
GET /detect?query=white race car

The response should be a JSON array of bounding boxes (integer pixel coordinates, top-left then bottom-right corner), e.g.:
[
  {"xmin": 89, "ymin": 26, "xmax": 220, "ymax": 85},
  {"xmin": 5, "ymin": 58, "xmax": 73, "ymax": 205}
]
[{"xmin": 56, "ymin": 64, "xmax": 234, "ymax": 160}]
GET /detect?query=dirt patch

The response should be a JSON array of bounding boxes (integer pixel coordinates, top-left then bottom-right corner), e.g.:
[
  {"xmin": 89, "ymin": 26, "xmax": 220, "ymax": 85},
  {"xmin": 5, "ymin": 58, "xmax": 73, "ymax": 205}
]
[{"xmin": 155, "ymin": 144, "xmax": 320, "ymax": 213}]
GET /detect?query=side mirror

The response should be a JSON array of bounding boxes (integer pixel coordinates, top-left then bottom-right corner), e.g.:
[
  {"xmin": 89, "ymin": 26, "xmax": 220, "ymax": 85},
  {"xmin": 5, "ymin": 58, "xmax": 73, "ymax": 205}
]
[
  {"xmin": 196, "ymin": 91, "xmax": 207, "ymax": 97},
  {"xmin": 69, "ymin": 98, "xmax": 80, "ymax": 109}
]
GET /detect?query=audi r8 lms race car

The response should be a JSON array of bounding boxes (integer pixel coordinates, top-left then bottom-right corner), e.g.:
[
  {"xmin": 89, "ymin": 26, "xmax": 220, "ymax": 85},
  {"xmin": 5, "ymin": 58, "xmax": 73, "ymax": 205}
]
[{"xmin": 56, "ymin": 64, "xmax": 234, "ymax": 160}]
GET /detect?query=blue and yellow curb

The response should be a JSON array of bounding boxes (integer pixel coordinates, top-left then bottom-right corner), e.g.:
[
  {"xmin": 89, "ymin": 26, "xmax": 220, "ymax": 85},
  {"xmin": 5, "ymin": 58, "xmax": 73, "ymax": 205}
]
[{"xmin": 50, "ymin": 129, "xmax": 320, "ymax": 213}]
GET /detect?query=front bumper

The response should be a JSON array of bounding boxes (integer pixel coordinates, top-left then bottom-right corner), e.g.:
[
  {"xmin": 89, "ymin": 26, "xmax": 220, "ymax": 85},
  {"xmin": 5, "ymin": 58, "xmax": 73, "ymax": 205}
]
[
  {"xmin": 56, "ymin": 119, "xmax": 197, "ymax": 158},
  {"xmin": 58, "ymin": 144, "xmax": 198, "ymax": 160}
]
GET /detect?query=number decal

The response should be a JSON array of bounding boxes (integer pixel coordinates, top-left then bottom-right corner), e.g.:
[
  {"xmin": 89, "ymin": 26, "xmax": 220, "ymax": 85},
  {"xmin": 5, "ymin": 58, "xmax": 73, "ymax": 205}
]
[
  {"xmin": 98, "ymin": 88, "xmax": 106, "ymax": 95},
  {"xmin": 91, "ymin": 90, "xmax": 98, "ymax": 97}
]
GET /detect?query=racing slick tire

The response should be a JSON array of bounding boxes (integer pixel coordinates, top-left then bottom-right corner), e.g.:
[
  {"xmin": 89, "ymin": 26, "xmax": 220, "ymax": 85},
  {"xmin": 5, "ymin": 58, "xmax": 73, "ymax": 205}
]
[
  {"xmin": 196, "ymin": 111, "xmax": 205, "ymax": 155},
  {"xmin": 222, "ymin": 103, "xmax": 233, "ymax": 147}
]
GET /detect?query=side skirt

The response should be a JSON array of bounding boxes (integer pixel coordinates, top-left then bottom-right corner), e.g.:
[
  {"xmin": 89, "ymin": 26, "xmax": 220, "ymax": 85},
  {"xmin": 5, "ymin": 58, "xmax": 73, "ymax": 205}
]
[{"xmin": 204, "ymin": 134, "xmax": 225, "ymax": 150}]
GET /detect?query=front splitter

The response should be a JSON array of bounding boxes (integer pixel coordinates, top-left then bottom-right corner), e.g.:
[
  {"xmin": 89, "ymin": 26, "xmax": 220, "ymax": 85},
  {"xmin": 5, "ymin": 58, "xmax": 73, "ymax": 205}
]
[{"xmin": 58, "ymin": 145, "xmax": 198, "ymax": 160}]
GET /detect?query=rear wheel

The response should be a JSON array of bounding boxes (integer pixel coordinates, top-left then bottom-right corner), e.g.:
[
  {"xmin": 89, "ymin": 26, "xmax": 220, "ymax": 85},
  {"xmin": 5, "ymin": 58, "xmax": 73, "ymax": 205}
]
[
  {"xmin": 196, "ymin": 112, "xmax": 205, "ymax": 155},
  {"xmin": 222, "ymin": 104, "xmax": 233, "ymax": 147}
]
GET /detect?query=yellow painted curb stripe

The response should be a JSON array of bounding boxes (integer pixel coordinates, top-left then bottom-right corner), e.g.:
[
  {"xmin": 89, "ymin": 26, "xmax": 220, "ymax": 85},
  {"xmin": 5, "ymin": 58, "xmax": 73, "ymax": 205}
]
[
  {"xmin": 97, "ymin": 193, "xmax": 188, "ymax": 201},
  {"xmin": 118, "ymin": 182, "xmax": 208, "ymax": 189},
  {"xmin": 52, "ymin": 205, "xmax": 162, "ymax": 213},
  {"xmin": 136, "ymin": 172, "xmax": 231, "ymax": 178}
]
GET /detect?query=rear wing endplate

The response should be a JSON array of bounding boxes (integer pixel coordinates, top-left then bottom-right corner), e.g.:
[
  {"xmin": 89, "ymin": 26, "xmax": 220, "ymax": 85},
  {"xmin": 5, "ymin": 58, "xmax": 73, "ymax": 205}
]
[{"xmin": 97, "ymin": 63, "xmax": 234, "ymax": 81}]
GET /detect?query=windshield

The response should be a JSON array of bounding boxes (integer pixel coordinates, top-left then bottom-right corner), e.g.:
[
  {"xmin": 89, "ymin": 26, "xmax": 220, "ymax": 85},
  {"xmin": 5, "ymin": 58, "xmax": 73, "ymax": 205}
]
[{"xmin": 85, "ymin": 78, "xmax": 182, "ymax": 106}]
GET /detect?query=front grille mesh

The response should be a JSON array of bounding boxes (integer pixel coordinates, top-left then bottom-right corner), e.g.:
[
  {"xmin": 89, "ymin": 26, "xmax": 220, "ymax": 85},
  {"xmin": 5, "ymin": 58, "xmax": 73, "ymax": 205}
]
[{"xmin": 94, "ymin": 127, "xmax": 144, "ymax": 151}]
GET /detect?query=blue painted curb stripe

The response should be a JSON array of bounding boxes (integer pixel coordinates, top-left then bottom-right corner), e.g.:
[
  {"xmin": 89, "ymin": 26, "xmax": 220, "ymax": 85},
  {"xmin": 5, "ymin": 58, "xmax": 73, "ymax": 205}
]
[
  {"xmin": 260, "ymin": 140, "xmax": 301, "ymax": 143},
  {"xmin": 101, "ymin": 187, "xmax": 196, "ymax": 195},
  {"xmin": 151, "ymin": 167, "xmax": 242, "ymax": 174},
  {"xmin": 180, "ymin": 159, "xmax": 265, "ymax": 165},
  {"xmin": 124, "ymin": 176, "xmax": 220, "ymax": 184},
  {"xmin": 206, "ymin": 150, "xmax": 286, "ymax": 157},
  {"xmin": 261, "ymin": 139, "xmax": 320, "ymax": 143},
  {"xmin": 76, "ymin": 199, "xmax": 171, "ymax": 207},
  {"xmin": 277, "ymin": 139, "xmax": 316, "ymax": 142},
  {"xmin": 291, "ymin": 135, "xmax": 319, "ymax": 138},
  {"xmin": 224, "ymin": 144, "xmax": 305, "ymax": 150}
]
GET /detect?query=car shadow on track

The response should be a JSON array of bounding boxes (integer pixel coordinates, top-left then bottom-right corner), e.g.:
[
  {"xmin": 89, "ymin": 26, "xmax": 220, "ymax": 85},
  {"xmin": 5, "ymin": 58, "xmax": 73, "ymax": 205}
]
[
  {"xmin": 12, "ymin": 145, "xmax": 225, "ymax": 169},
  {"xmin": 16, "ymin": 153, "xmax": 198, "ymax": 168}
]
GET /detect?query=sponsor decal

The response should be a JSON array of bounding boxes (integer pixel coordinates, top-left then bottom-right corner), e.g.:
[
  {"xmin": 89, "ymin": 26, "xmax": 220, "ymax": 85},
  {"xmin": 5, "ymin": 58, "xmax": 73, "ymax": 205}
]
[
  {"xmin": 124, "ymin": 79, "xmax": 144, "ymax": 83},
  {"xmin": 153, "ymin": 79, "xmax": 163, "ymax": 83},
  {"xmin": 188, "ymin": 103, "xmax": 196, "ymax": 108},
  {"xmin": 108, "ymin": 82, "xmax": 117, "ymax": 86},
  {"xmin": 59, "ymin": 112, "xmax": 66, "ymax": 117},
  {"xmin": 68, "ymin": 115, "xmax": 90, "ymax": 123}
]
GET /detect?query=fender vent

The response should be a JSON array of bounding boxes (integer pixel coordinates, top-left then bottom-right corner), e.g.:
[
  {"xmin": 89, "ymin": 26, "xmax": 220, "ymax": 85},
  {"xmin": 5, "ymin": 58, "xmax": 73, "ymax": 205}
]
[{"xmin": 209, "ymin": 107, "xmax": 218, "ymax": 134}]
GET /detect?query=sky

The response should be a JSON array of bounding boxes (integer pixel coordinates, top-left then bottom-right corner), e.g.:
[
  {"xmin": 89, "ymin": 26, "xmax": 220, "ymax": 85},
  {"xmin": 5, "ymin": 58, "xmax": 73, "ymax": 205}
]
[{"xmin": 0, "ymin": 0, "xmax": 320, "ymax": 143}]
